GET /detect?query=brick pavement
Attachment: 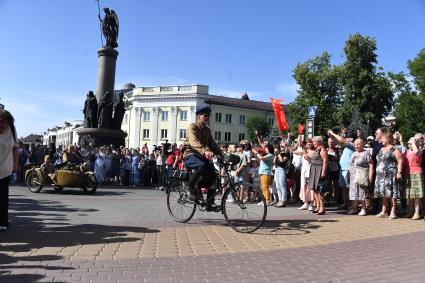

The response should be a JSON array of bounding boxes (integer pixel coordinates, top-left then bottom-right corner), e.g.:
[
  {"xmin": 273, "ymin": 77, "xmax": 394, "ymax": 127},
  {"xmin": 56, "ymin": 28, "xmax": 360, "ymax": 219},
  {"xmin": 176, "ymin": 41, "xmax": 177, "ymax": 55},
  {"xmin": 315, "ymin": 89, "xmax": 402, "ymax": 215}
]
[
  {"xmin": 2, "ymin": 186, "xmax": 425, "ymax": 282},
  {"xmin": 3, "ymin": 231, "xmax": 425, "ymax": 282}
]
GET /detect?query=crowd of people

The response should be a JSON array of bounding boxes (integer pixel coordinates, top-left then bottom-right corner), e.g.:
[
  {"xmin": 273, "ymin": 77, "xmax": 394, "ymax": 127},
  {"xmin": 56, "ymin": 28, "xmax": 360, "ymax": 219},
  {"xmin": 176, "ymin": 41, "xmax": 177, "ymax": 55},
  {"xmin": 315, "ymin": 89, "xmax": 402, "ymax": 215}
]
[
  {"xmin": 10, "ymin": 124, "xmax": 425, "ymax": 221},
  {"xmin": 13, "ymin": 140, "xmax": 182, "ymax": 190}
]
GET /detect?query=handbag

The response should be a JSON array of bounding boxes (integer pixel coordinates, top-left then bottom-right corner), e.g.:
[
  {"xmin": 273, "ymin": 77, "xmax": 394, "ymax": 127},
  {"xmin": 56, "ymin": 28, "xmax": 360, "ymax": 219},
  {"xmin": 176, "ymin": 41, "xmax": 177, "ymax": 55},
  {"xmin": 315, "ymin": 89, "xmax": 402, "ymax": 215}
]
[
  {"xmin": 316, "ymin": 177, "xmax": 331, "ymax": 193},
  {"xmin": 355, "ymin": 166, "xmax": 369, "ymax": 187}
]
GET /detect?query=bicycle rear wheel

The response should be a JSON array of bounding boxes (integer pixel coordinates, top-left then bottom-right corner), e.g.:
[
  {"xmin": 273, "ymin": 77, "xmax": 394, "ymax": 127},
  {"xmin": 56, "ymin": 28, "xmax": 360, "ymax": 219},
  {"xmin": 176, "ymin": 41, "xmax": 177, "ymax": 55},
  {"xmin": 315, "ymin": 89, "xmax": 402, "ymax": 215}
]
[
  {"xmin": 166, "ymin": 179, "xmax": 196, "ymax": 223},
  {"xmin": 222, "ymin": 182, "xmax": 267, "ymax": 233}
]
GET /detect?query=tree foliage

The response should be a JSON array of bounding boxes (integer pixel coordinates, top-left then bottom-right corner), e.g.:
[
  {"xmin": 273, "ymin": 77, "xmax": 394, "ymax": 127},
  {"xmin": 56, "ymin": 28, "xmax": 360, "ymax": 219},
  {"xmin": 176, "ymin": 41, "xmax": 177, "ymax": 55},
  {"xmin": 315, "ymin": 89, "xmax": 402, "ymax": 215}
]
[
  {"xmin": 245, "ymin": 116, "xmax": 269, "ymax": 143},
  {"xmin": 339, "ymin": 33, "xmax": 393, "ymax": 132},
  {"xmin": 391, "ymin": 49, "xmax": 425, "ymax": 139},
  {"xmin": 288, "ymin": 52, "xmax": 342, "ymax": 136},
  {"xmin": 408, "ymin": 48, "xmax": 425, "ymax": 93}
]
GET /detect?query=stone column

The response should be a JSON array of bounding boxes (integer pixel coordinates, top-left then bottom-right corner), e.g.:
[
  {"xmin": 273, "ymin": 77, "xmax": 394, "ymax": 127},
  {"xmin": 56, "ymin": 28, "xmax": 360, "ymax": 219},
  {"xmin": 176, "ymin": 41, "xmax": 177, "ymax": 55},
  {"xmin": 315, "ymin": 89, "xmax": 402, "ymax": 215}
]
[
  {"xmin": 133, "ymin": 107, "xmax": 141, "ymax": 149},
  {"xmin": 170, "ymin": 106, "xmax": 177, "ymax": 144},
  {"xmin": 151, "ymin": 107, "xmax": 159, "ymax": 145},
  {"xmin": 190, "ymin": 106, "xmax": 196, "ymax": 123},
  {"xmin": 95, "ymin": 47, "xmax": 119, "ymax": 103}
]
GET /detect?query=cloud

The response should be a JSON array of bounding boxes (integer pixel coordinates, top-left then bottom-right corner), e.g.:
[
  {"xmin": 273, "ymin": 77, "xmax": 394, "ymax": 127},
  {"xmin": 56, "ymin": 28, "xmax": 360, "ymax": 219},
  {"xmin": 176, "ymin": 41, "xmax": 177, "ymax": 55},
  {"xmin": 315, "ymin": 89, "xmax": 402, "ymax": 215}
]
[{"xmin": 276, "ymin": 82, "xmax": 299, "ymax": 103}]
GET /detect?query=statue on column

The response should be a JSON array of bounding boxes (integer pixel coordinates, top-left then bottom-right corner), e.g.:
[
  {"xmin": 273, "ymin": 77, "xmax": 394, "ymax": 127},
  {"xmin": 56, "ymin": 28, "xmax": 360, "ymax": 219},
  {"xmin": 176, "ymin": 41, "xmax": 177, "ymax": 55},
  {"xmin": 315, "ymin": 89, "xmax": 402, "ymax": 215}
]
[
  {"xmin": 83, "ymin": 91, "xmax": 98, "ymax": 128},
  {"xmin": 112, "ymin": 93, "xmax": 125, "ymax": 130},
  {"xmin": 97, "ymin": 91, "xmax": 113, "ymax": 128},
  {"xmin": 99, "ymin": 7, "xmax": 119, "ymax": 48}
]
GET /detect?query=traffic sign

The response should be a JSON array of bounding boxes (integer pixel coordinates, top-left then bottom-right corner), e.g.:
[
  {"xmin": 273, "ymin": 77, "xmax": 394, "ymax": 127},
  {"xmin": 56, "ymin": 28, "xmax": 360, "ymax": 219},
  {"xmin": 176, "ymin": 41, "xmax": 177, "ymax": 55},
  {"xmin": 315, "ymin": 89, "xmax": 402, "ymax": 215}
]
[{"xmin": 307, "ymin": 106, "xmax": 318, "ymax": 118}]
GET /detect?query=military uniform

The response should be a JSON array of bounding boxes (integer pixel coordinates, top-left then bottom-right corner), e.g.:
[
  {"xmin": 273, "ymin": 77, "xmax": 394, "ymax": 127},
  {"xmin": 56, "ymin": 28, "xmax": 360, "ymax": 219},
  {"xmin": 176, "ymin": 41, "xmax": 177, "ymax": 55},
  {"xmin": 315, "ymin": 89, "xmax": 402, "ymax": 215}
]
[
  {"xmin": 183, "ymin": 107, "xmax": 222, "ymax": 208},
  {"xmin": 183, "ymin": 121, "xmax": 221, "ymax": 159}
]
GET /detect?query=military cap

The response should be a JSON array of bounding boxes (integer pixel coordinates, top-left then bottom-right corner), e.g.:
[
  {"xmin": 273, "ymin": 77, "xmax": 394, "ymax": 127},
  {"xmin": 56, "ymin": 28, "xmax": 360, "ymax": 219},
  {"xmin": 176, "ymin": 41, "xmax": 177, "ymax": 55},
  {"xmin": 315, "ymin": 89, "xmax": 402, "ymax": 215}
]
[{"xmin": 195, "ymin": 106, "xmax": 211, "ymax": 115}]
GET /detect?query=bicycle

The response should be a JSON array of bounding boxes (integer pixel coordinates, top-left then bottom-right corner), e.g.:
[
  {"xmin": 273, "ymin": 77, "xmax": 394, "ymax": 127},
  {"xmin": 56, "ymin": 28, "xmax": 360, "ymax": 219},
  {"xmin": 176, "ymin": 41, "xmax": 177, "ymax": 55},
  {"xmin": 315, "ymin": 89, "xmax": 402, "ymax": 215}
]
[{"xmin": 166, "ymin": 154, "xmax": 267, "ymax": 233}]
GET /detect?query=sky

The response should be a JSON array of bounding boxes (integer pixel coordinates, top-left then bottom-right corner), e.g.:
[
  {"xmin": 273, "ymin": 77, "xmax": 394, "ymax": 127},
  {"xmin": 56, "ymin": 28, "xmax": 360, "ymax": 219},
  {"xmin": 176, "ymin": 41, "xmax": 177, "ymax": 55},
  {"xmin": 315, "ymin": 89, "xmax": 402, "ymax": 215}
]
[{"xmin": 0, "ymin": 0, "xmax": 424, "ymax": 137}]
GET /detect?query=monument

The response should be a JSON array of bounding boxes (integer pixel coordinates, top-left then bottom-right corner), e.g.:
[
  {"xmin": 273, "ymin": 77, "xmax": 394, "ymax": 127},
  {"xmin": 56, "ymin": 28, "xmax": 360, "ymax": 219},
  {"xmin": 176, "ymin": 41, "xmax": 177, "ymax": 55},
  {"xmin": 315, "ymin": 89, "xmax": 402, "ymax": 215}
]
[{"xmin": 78, "ymin": 7, "xmax": 127, "ymax": 147}]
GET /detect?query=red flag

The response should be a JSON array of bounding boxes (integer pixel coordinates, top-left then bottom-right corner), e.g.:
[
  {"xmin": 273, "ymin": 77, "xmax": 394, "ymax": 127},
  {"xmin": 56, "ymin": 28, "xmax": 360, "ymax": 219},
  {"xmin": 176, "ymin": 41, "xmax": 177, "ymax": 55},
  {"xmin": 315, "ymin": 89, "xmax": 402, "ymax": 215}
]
[
  {"xmin": 298, "ymin": 124, "xmax": 305, "ymax": 134},
  {"xmin": 270, "ymin": 98, "xmax": 288, "ymax": 131}
]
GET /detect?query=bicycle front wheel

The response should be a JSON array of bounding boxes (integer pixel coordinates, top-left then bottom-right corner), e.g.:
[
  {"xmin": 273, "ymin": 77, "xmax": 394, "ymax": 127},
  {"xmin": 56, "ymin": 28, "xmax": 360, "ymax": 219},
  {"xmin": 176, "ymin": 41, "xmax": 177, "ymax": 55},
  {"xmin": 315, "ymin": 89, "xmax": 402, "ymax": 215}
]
[
  {"xmin": 222, "ymin": 182, "xmax": 267, "ymax": 233},
  {"xmin": 166, "ymin": 179, "xmax": 196, "ymax": 223}
]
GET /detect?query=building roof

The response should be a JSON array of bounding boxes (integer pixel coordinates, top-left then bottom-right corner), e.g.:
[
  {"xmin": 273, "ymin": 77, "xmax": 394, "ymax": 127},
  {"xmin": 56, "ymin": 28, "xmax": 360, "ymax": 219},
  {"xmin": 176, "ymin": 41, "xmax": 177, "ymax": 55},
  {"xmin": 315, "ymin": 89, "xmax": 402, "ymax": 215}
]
[
  {"xmin": 126, "ymin": 84, "xmax": 289, "ymax": 112},
  {"xmin": 21, "ymin": 134, "xmax": 43, "ymax": 143},
  {"xmin": 203, "ymin": 94, "xmax": 275, "ymax": 112}
]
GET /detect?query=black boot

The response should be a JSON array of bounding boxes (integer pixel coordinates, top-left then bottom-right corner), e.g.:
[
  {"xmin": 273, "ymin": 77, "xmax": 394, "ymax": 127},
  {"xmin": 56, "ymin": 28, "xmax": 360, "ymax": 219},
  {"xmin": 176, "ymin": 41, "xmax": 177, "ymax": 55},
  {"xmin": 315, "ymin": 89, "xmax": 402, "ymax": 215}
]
[
  {"xmin": 206, "ymin": 188, "xmax": 220, "ymax": 212},
  {"xmin": 187, "ymin": 169, "xmax": 202, "ymax": 201}
]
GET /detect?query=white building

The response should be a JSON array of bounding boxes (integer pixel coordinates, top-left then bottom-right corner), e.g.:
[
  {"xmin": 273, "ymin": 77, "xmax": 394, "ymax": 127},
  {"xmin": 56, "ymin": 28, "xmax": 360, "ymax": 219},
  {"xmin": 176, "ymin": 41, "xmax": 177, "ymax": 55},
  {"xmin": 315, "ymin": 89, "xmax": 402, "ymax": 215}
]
[
  {"xmin": 42, "ymin": 127, "xmax": 59, "ymax": 146},
  {"xmin": 55, "ymin": 120, "xmax": 84, "ymax": 147},
  {"xmin": 122, "ymin": 84, "xmax": 283, "ymax": 149}
]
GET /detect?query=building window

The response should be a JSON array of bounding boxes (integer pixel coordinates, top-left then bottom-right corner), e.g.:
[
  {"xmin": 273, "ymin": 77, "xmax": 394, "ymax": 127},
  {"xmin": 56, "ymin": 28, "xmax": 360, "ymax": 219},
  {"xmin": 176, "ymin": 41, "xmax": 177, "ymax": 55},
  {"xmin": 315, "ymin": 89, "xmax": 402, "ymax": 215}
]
[
  {"xmin": 124, "ymin": 114, "xmax": 128, "ymax": 124},
  {"xmin": 239, "ymin": 115, "xmax": 245, "ymax": 125},
  {"xmin": 179, "ymin": 129, "xmax": 186, "ymax": 139},
  {"xmin": 161, "ymin": 111, "xmax": 168, "ymax": 121},
  {"xmin": 161, "ymin": 129, "xmax": 168, "ymax": 139},
  {"xmin": 214, "ymin": 131, "xmax": 222, "ymax": 141},
  {"xmin": 215, "ymin": 113, "xmax": 222, "ymax": 123},
  {"xmin": 143, "ymin": 129, "xmax": 150, "ymax": 139},
  {"xmin": 239, "ymin": 133, "xmax": 245, "ymax": 142},
  {"xmin": 180, "ymin": 111, "xmax": 187, "ymax": 121},
  {"xmin": 225, "ymin": 132, "xmax": 231, "ymax": 142},
  {"xmin": 225, "ymin": 114, "xmax": 232, "ymax": 124},
  {"xmin": 143, "ymin": 111, "xmax": 150, "ymax": 122},
  {"xmin": 268, "ymin": 118, "xmax": 274, "ymax": 126}
]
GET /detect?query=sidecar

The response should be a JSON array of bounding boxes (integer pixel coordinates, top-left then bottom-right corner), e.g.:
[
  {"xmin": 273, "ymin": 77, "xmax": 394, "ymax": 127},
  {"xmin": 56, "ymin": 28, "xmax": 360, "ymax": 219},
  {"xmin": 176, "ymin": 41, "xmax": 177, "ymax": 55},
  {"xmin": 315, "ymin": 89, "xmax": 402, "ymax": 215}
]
[{"xmin": 25, "ymin": 162, "xmax": 97, "ymax": 194}]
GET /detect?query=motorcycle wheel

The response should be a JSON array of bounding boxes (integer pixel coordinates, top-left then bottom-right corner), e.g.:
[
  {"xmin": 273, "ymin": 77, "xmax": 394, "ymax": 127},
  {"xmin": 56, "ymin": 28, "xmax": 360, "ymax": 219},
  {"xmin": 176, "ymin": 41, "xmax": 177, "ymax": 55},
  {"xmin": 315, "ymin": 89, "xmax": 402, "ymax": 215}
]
[
  {"xmin": 26, "ymin": 170, "xmax": 43, "ymax": 193},
  {"xmin": 82, "ymin": 174, "xmax": 97, "ymax": 194}
]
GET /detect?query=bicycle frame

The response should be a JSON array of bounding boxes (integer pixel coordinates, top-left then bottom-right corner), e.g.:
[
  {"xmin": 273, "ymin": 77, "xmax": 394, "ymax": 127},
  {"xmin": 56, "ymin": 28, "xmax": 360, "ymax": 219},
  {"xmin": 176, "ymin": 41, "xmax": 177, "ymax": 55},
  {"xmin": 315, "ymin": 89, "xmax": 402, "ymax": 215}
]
[
  {"xmin": 166, "ymin": 155, "xmax": 267, "ymax": 233},
  {"xmin": 195, "ymin": 158, "xmax": 243, "ymax": 211}
]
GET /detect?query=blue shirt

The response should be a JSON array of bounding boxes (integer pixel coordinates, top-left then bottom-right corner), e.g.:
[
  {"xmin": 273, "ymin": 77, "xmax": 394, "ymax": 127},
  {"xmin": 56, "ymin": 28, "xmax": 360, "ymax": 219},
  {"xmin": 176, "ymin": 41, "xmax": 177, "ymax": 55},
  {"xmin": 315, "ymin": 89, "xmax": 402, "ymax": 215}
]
[
  {"xmin": 258, "ymin": 153, "xmax": 274, "ymax": 175},
  {"xmin": 339, "ymin": 142, "xmax": 355, "ymax": 171}
]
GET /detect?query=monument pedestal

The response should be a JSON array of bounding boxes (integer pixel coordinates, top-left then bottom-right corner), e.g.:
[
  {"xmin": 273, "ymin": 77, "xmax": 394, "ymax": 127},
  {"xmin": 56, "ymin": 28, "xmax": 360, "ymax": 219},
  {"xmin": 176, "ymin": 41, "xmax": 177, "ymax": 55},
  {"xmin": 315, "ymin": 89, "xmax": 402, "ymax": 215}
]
[
  {"xmin": 77, "ymin": 128, "xmax": 126, "ymax": 147},
  {"xmin": 79, "ymin": 46, "xmax": 125, "ymax": 147},
  {"xmin": 95, "ymin": 47, "xmax": 118, "ymax": 103}
]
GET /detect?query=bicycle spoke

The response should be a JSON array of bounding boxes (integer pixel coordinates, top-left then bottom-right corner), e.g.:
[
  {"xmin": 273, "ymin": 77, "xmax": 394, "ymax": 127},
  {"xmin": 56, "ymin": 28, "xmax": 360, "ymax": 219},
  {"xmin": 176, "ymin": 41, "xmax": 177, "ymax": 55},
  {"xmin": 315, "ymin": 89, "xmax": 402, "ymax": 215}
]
[
  {"xmin": 167, "ymin": 180, "xmax": 196, "ymax": 223},
  {"xmin": 223, "ymin": 182, "xmax": 267, "ymax": 233}
]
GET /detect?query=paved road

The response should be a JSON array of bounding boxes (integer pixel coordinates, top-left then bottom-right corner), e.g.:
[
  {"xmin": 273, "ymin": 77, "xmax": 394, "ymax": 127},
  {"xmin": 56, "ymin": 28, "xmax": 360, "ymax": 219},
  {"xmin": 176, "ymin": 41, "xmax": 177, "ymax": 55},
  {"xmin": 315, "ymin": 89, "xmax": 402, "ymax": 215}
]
[{"xmin": 1, "ymin": 185, "xmax": 425, "ymax": 282}]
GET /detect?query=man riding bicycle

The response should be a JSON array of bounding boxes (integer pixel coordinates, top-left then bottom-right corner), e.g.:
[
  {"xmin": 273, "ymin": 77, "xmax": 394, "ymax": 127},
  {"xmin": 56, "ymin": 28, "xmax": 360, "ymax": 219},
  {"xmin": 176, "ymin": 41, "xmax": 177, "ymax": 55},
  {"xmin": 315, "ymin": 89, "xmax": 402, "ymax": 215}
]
[{"xmin": 182, "ymin": 106, "xmax": 223, "ymax": 211}]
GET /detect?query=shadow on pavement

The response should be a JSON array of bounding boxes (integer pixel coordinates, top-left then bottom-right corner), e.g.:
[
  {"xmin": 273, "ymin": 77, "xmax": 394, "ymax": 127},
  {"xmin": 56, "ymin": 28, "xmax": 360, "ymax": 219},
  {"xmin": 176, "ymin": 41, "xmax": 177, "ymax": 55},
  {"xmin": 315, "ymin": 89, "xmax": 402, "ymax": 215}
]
[
  {"xmin": 194, "ymin": 217, "xmax": 339, "ymax": 235},
  {"xmin": 0, "ymin": 195, "xmax": 160, "ymax": 282},
  {"xmin": 37, "ymin": 188, "xmax": 131, "ymax": 196},
  {"xmin": 259, "ymin": 218, "xmax": 339, "ymax": 235}
]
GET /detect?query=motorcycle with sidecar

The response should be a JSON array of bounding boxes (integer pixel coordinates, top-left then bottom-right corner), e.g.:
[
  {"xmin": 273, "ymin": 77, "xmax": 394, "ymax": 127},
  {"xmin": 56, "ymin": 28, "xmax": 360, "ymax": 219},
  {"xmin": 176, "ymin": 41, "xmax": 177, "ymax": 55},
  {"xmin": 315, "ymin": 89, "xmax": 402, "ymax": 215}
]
[{"xmin": 25, "ymin": 161, "xmax": 97, "ymax": 194}]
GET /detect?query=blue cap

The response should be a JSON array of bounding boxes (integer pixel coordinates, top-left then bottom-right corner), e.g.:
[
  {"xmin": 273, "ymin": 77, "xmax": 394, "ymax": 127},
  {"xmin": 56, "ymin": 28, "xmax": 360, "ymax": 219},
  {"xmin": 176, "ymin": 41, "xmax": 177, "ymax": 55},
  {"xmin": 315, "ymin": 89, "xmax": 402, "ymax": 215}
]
[{"xmin": 196, "ymin": 106, "xmax": 211, "ymax": 115}]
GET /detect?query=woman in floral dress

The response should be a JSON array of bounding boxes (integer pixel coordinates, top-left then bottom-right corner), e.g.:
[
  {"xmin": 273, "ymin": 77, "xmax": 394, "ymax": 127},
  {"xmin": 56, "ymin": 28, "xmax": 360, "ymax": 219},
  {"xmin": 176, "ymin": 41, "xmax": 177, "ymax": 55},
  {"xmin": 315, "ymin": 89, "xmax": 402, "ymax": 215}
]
[
  {"xmin": 374, "ymin": 132, "xmax": 403, "ymax": 219},
  {"xmin": 349, "ymin": 139, "xmax": 374, "ymax": 216}
]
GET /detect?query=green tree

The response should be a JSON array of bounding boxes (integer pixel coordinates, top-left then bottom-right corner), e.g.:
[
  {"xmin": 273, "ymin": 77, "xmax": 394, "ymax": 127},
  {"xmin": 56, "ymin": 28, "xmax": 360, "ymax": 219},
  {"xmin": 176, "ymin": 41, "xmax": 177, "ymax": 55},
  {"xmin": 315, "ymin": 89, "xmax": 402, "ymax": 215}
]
[
  {"xmin": 245, "ymin": 116, "xmax": 269, "ymax": 143},
  {"xmin": 340, "ymin": 33, "xmax": 393, "ymax": 131},
  {"xmin": 288, "ymin": 52, "xmax": 342, "ymax": 136},
  {"xmin": 408, "ymin": 48, "xmax": 425, "ymax": 92},
  {"xmin": 390, "ymin": 72, "xmax": 425, "ymax": 138},
  {"xmin": 391, "ymin": 48, "xmax": 425, "ymax": 139}
]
